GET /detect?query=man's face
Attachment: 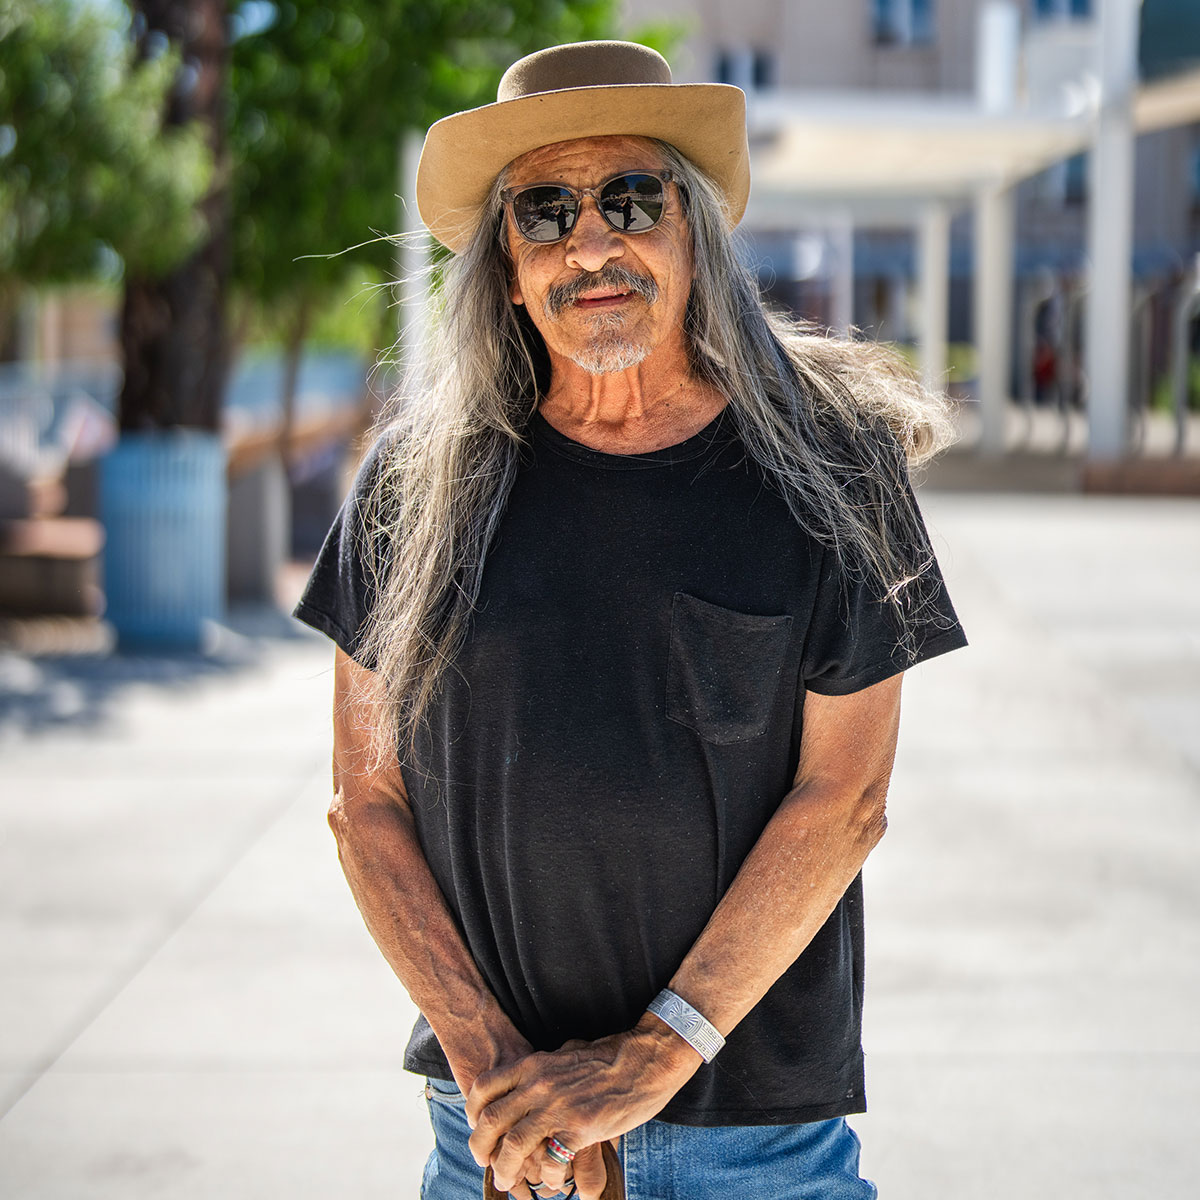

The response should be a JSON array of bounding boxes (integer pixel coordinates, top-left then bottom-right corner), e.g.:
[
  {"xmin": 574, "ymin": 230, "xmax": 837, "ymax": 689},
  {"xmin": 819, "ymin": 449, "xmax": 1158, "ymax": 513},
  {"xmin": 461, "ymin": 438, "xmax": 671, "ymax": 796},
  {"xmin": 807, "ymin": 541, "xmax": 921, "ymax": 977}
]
[{"xmin": 503, "ymin": 135, "xmax": 694, "ymax": 376}]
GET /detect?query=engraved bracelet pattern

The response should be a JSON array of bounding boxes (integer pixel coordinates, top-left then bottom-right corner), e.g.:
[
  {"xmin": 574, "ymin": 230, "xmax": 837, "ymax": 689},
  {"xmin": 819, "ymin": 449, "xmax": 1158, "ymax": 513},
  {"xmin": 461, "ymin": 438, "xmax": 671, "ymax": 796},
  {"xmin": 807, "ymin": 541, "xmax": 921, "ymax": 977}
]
[{"xmin": 645, "ymin": 989, "xmax": 726, "ymax": 1063}]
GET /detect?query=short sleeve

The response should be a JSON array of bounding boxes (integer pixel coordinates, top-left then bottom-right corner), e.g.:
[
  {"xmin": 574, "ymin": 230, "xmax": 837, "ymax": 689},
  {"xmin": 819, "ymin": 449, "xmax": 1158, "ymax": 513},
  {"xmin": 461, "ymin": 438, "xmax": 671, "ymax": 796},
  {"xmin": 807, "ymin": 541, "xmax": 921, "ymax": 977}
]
[
  {"xmin": 291, "ymin": 434, "xmax": 394, "ymax": 670},
  {"xmin": 800, "ymin": 492, "xmax": 968, "ymax": 697}
]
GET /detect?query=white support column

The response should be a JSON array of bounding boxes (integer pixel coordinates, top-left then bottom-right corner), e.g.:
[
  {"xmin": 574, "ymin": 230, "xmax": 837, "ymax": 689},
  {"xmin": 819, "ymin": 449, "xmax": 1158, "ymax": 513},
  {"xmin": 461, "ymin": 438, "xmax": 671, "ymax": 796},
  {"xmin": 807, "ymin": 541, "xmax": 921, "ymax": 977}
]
[
  {"xmin": 1085, "ymin": 0, "xmax": 1140, "ymax": 460},
  {"xmin": 827, "ymin": 211, "xmax": 854, "ymax": 337},
  {"xmin": 396, "ymin": 131, "xmax": 429, "ymax": 370},
  {"xmin": 917, "ymin": 201, "xmax": 951, "ymax": 396},
  {"xmin": 976, "ymin": 2, "xmax": 1020, "ymax": 114},
  {"xmin": 973, "ymin": 181, "xmax": 1015, "ymax": 455}
]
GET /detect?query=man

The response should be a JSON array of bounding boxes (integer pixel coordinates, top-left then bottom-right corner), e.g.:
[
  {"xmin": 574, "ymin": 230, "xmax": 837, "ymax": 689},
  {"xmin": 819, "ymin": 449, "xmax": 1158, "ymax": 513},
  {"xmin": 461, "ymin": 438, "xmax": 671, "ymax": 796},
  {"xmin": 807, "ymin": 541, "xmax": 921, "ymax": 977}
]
[{"xmin": 295, "ymin": 41, "xmax": 967, "ymax": 1200}]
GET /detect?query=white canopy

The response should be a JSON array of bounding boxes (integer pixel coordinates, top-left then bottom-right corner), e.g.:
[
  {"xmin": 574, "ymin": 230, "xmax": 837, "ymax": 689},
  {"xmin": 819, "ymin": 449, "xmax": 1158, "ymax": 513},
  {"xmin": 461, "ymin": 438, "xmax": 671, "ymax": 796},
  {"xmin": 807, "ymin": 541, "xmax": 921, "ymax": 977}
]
[{"xmin": 745, "ymin": 93, "xmax": 1093, "ymax": 226}]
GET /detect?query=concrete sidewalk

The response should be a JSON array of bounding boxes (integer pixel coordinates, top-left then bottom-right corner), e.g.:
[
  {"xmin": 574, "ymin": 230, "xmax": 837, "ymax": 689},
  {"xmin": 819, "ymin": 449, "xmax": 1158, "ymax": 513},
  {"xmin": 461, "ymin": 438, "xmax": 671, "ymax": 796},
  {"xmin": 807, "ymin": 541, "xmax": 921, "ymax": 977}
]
[{"xmin": 1, "ymin": 490, "xmax": 1197, "ymax": 1198}]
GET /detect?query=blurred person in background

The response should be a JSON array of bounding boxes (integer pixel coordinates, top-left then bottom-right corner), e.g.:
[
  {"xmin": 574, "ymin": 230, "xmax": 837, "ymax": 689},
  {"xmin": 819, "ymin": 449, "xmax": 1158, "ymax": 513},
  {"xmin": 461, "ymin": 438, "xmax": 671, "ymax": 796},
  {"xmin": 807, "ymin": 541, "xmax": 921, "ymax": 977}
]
[{"xmin": 295, "ymin": 41, "xmax": 967, "ymax": 1200}]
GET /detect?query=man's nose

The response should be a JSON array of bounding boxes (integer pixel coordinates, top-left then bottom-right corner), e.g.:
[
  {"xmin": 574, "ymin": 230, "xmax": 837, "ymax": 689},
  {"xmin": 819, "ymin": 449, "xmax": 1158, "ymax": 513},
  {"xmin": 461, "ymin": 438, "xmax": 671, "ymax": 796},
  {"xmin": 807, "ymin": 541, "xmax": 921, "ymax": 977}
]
[{"xmin": 563, "ymin": 198, "xmax": 624, "ymax": 273}]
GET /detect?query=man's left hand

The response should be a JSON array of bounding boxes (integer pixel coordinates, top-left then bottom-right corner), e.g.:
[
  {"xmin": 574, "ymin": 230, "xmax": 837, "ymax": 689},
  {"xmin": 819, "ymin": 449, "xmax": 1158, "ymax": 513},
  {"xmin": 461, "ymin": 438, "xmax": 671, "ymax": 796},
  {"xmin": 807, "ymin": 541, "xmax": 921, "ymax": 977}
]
[{"xmin": 465, "ymin": 1016, "xmax": 700, "ymax": 1197}]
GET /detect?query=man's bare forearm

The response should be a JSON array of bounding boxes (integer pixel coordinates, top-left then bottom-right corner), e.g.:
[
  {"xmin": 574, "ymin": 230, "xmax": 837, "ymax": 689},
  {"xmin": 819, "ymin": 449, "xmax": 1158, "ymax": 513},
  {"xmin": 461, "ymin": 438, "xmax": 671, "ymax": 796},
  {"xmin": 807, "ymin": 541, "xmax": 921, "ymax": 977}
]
[
  {"xmin": 328, "ymin": 789, "xmax": 530, "ymax": 1088},
  {"xmin": 466, "ymin": 773, "xmax": 891, "ymax": 1191},
  {"xmin": 664, "ymin": 775, "xmax": 888, "ymax": 1037},
  {"xmin": 467, "ymin": 675, "xmax": 904, "ymax": 1191},
  {"xmin": 330, "ymin": 649, "xmax": 529, "ymax": 1092},
  {"xmin": 657, "ymin": 675, "xmax": 900, "ymax": 1040}
]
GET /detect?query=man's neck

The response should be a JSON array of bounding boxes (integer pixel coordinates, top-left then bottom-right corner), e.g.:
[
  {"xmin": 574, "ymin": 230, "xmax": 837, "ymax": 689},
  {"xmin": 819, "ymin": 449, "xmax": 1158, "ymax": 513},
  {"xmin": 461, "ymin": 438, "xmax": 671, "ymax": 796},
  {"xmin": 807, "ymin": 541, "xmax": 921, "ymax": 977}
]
[{"xmin": 540, "ymin": 346, "xmax": 727, "ymax": 455}]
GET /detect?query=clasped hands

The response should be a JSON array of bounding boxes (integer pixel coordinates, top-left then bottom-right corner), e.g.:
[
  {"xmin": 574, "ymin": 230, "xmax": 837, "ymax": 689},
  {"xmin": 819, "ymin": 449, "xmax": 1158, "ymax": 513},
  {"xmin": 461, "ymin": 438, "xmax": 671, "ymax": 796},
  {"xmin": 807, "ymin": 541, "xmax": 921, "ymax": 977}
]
[{"xmin": 465, "ymin": 1019, "xmax": 700, "ymax": 1200}]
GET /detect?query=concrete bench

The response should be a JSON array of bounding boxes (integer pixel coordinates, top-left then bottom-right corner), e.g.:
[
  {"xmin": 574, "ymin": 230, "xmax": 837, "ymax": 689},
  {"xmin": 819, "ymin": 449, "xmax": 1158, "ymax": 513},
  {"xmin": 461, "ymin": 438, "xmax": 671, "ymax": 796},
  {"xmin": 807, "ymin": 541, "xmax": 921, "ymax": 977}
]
[{"xmin": 0, "ymin": 517, "xmax": 105, "ymax": 616}]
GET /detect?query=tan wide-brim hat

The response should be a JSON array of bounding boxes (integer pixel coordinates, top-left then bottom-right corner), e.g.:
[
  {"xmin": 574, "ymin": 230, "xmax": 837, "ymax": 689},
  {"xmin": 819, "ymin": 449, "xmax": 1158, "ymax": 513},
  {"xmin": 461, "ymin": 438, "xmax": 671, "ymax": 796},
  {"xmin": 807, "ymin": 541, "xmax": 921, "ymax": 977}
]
[{"xmin": 416, "ymin": 41, "xmax": 749, "ymax": 253}]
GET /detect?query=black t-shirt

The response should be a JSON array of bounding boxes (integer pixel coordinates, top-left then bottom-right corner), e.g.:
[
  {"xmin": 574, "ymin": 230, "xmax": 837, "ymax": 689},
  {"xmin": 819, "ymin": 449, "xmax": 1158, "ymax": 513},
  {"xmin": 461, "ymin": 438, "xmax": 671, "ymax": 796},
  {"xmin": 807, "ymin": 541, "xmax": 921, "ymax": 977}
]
[{"xmin": 294, "ymin": 407, "xmax": 967, "ymax": 1126}]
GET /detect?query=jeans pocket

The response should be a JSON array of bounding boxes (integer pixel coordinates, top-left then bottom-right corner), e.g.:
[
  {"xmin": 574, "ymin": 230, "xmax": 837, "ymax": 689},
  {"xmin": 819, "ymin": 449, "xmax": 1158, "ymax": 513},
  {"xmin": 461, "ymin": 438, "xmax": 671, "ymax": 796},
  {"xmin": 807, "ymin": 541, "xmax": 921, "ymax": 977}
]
[
  {"xmin": 666, "ymin": 592, "xmax": 792, "ymax": 745},
  {"xmin": 425, "ymin": 1076, "xmax": 467, "ymax": 1108}
]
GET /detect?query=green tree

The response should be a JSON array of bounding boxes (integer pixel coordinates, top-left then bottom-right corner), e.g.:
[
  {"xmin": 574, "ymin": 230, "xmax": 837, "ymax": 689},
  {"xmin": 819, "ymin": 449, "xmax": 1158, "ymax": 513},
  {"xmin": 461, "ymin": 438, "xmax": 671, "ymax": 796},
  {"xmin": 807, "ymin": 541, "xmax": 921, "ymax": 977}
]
[
  {"xmin": 228, "ymin": 0, "xmax": 619, "ymax": 438},
  {"xmin": 0, "ymin": 0, "xmax": 210, "ymax": 352},
  {"xmin": 118, "ymin": 0, "xmax": 232, "ymax": 432}
]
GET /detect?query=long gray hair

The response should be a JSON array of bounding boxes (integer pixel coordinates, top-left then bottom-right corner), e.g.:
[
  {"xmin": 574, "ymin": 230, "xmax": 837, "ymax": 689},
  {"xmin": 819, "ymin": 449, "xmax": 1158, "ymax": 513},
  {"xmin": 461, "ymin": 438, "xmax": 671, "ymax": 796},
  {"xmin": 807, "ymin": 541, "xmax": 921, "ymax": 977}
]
[{"xmin": 353, "ymin": 140, "xmax": 956, "ymax": 767}]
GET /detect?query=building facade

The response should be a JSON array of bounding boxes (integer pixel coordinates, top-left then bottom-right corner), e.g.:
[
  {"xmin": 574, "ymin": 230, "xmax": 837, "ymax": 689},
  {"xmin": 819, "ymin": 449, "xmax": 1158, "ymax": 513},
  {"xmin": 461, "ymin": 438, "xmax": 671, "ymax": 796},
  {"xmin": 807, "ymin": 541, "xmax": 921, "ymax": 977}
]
[{"xmin": 623, "ymin": 0, "xmax": 1200, "ymax": 409}]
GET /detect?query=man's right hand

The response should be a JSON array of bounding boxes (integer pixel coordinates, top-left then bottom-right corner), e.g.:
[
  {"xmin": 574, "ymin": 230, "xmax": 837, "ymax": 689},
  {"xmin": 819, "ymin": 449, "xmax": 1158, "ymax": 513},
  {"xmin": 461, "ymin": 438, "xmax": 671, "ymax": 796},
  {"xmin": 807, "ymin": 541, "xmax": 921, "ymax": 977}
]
[
  {"xmin": 331, "ymin": 649, "xmax": 605, "ymax": 1199},
  {"xmin": 330, "ymin": 648, "xmax": 536, "ymax": 1114},
  {"xmin": 450, "ymin": 1025, "xmax": 534, "ymax": 1102}
]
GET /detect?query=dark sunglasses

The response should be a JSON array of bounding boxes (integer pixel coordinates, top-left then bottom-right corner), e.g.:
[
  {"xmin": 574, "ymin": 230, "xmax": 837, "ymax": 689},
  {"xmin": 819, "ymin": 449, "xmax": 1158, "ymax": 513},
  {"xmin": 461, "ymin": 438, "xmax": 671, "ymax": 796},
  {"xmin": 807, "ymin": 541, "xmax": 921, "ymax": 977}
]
[{"xmin": 500, "ymin": 170, "xmax": 676, "ymax": 244}]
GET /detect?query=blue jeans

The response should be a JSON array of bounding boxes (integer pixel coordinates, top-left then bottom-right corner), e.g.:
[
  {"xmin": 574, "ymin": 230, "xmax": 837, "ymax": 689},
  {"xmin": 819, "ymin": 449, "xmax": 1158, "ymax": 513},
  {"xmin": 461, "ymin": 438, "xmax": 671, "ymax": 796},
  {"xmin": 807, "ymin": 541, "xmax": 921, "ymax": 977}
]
[{"xmin": 421, "ymin": 1077, "xmax": 878, "ymax": 1200}]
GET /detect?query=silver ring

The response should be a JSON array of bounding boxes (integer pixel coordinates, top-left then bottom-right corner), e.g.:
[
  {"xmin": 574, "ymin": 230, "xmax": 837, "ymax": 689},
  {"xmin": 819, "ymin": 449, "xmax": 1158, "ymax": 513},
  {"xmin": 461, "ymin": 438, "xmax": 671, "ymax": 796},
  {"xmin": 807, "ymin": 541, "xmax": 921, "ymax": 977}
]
[{"xmin": 545, "ymin": 1137, "xmax": 576, "ymax": 1166}]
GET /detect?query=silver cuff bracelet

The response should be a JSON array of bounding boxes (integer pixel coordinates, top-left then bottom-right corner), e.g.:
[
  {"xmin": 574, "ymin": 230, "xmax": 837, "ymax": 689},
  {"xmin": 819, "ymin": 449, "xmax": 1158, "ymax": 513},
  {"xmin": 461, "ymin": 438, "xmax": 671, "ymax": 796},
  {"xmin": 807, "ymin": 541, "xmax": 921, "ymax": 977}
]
[{"xmin": 645, "ymin": 988, "xmax": 726, "ymax": 1064}]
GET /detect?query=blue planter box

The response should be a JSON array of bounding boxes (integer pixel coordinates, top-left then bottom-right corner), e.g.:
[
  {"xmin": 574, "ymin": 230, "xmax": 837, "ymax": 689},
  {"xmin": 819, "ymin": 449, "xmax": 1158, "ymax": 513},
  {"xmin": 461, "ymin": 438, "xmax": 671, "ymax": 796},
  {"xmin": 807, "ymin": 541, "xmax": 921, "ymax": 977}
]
[{"xmin": 99, "ymin": 432, "xmax": 226, "ymax": 650}]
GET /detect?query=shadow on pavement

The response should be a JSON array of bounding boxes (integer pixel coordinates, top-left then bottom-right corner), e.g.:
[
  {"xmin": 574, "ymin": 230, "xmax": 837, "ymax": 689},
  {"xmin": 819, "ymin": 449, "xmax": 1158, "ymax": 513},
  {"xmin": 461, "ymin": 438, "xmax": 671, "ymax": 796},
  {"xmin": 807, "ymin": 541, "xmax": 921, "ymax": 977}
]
[{"xmin": 0, "ymin": 606, "xmax": 318, "ymax": 737}]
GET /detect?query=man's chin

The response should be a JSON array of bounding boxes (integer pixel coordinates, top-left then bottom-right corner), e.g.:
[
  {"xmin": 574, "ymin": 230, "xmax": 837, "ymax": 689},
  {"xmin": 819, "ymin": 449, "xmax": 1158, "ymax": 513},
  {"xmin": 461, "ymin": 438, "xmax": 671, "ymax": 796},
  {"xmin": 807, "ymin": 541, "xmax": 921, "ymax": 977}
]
[{"xmin": 568, "ymin": 339, "xmax": 651, "ymax": 376}]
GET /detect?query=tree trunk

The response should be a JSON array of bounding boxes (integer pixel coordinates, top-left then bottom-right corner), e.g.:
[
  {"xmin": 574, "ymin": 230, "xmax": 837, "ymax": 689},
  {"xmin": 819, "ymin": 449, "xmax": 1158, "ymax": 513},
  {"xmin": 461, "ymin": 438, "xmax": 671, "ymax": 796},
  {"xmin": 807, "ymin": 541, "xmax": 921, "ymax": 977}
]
[
  {"xmin": 118, "ymin": 0, "xmax": 231, "ymax": 433},
  {"xmin": 278, "ymin": 295, "xmax": 312, "ymax": 469},
  {"xmin": 0, "ymin": 283, "xmax": 21, "ymax": 362}
]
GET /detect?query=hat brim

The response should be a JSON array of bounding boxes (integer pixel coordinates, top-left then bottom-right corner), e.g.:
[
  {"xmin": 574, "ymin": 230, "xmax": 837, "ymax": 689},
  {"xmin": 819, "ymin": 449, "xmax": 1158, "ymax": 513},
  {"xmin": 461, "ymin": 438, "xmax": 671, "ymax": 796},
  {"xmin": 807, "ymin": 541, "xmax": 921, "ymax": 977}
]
[{"xmin": 416, "ymin": 83, "xmax": 749, "ymax": 253}]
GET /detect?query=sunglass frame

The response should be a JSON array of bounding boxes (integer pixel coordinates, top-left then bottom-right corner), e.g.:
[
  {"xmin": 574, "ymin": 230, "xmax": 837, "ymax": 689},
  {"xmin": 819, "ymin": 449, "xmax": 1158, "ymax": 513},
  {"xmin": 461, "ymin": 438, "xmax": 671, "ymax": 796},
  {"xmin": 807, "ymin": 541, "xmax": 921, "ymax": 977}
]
[{"xmin": 500, "ymin": 170, "xmax": 676, "ymax": 244}]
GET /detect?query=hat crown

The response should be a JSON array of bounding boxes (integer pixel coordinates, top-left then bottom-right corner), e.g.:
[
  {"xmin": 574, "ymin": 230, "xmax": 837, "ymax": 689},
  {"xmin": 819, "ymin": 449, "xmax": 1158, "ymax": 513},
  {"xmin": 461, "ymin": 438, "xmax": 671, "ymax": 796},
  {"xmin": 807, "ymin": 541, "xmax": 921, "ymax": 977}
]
[
  {"xmin": 418, "ymin": 40, "xmax": 749, "ymax": 253},
  {"xmin": 497, "ymin": 40, "xmax": 672, "ymax": 102}
]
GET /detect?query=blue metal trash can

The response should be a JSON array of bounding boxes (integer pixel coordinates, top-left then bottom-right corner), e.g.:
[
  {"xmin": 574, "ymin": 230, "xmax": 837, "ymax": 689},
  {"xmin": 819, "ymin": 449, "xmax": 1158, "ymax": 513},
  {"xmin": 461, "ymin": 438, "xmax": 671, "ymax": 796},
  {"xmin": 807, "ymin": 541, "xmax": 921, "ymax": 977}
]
[{"xmin": 99, "ymin": 431, "xmax": 226, "ymax": 650}]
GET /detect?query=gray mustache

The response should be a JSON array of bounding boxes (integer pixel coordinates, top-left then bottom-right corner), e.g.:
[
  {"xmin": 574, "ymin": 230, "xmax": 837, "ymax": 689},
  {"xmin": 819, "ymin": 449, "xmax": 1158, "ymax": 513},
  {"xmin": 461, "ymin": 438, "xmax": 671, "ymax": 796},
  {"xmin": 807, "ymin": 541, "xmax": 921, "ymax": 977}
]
[{"xmin": 545, "ymin": 265, "xmax": 659, "ymax": 317}]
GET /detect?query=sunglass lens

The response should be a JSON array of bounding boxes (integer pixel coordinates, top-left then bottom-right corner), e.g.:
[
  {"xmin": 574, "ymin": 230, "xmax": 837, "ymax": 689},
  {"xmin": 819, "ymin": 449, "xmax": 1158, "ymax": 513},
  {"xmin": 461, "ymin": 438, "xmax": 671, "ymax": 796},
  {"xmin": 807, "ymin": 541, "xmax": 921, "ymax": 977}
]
[
  {"xmin": 599, "ymin": 174, "xmax": 666, "ymax": 233},
  {"xmin": 512, "ymin": 185, "xmax": 578, "ymax": 242}
]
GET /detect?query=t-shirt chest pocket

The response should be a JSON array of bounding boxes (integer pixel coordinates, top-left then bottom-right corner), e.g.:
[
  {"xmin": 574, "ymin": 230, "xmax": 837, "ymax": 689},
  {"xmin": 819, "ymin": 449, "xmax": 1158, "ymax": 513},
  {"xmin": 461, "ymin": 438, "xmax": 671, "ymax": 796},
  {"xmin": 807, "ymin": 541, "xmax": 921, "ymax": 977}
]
[{"xmin": 665, "ymin": 592, "xmax": 793, "ymax": 745}]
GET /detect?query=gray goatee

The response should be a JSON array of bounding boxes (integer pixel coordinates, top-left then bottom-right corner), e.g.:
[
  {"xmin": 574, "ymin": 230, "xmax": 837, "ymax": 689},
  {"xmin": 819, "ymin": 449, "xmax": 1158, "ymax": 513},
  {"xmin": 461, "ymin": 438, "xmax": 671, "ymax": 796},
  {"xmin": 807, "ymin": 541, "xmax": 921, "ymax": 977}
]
[{"xmin": 545, "ymin": 264, "xmax": 660, "ymax": 375}]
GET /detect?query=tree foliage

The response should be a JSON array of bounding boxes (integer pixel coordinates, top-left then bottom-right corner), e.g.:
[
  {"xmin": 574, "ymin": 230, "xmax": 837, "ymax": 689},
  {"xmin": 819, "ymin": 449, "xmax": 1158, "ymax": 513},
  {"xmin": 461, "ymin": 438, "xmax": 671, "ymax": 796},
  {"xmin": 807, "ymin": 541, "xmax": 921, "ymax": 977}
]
[
  {"xmin": 0, "ymin": 0, "xmax": 211, "ymax": 315},
  {"xmin": 229, "ymin": 0, "xmax": 619, "ymax": 340},
  {"xmin": 1, "ymin": 0, "xmax": 634, "ymax": 409}
]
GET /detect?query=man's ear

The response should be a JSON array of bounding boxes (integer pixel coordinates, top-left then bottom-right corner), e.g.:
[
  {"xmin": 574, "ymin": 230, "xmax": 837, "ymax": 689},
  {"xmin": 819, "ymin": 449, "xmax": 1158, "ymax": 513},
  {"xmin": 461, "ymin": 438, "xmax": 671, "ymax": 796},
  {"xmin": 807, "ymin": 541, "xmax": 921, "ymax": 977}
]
[{"xmin": 499, "ymin": 213, "xmax": 524, "ymax": 306}]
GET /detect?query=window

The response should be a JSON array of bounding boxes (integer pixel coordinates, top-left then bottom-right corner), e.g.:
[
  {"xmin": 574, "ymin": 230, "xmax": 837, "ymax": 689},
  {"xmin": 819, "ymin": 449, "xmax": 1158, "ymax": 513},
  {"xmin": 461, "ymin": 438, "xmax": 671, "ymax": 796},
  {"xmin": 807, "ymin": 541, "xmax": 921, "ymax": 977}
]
[
  {"xmin": 873, "ymin": 0, "xmax": 936, "ymax": 46},
  {"xmin": 1034, "ymin": 0, "xmax": 1092, "ymax": 19},
  {"xmin": 1037, "ymin": 151, "xmax": 1088, "ymax": 207},
  {"xmin": 752, "ymin": 50, "xmax": 774, "ymax": 91},
  {"xmin": 1063, "ymin": 152, "xmax": 1087, "ymax": 205},
  {"xmin": 713, "ymin": 48, "xmax": 777, "ymax": 91}
]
